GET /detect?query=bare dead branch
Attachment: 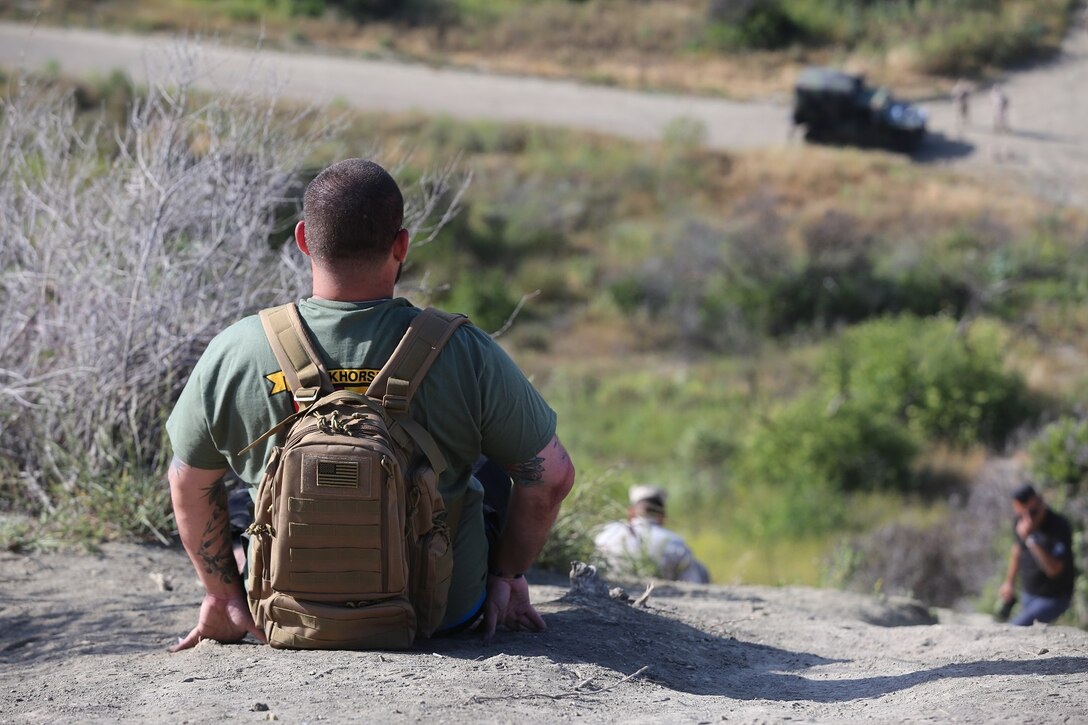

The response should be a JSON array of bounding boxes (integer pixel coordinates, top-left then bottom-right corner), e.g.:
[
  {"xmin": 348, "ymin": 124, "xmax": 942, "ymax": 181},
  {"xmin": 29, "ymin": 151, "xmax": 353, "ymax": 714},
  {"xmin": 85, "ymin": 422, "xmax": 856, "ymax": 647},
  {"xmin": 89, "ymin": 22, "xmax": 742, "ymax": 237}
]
[
  {"xmin": 0, "ymin": 43, "xmax": 463, "ymax": 514},
  {"xmin": 490, "ymin": 289, "xmax": 541, "ymax": 339}
]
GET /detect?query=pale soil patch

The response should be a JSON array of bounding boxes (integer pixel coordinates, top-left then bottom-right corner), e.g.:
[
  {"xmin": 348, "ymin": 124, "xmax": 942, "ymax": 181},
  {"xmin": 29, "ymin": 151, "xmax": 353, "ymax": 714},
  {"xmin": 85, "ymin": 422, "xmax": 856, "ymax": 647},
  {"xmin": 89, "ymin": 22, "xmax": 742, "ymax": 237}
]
[{"xmin": 2, "ymin": 543, "xmax": 1086, "ymax": 723}]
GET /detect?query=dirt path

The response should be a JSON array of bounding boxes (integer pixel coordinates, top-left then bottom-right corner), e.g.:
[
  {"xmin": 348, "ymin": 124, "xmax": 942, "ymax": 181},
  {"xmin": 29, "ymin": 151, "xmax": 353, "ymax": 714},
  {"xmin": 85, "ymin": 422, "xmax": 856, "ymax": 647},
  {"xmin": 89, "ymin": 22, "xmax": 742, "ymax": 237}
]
[
  {"xmin": 3, "ymin": 543, "xmax": 1087, "ymax": 723},
  {"xmin": 920, "ymin": 28, "xmax": 1088, "ymax": 208},
  {"xmin": 0, "ymin": 21, "xmax": 1085, "ymax": 206},
  {"xmin": 0, "ymin": 21, "xmax": 789, "ymax": 150}
]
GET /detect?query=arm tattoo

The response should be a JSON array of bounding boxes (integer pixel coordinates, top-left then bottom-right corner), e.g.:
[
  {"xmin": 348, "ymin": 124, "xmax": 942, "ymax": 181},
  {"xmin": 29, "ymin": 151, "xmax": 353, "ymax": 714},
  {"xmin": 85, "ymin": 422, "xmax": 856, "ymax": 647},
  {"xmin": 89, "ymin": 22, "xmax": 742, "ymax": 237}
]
[
  {"xmin": 505, "ymin": 456, "xmax": 546, "ymax": 487},
  {"xmin": 198, "ymin": 478, "xmax": 237, "ymax": 584},
  {"xmin": 553, "ymin": 437, "xmax": 569, "ymax": 464}
]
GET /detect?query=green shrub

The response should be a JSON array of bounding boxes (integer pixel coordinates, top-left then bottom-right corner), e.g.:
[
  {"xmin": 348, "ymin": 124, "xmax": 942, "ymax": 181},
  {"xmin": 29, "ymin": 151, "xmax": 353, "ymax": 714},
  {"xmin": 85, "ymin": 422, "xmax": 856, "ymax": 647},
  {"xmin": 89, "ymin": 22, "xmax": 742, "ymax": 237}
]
[
  {"xmin": 608, "ymin": 274, "xmax": 648, "ymax": 316},
  {"xmin": 824, "ymin": 316, "xmax": 1034, "ymax": 448},
  {"xmin": 1028, "ymin": 416, "xmax": 1088, "ymax": 498},
  {"xmin": 678, "ymin": 422, "xmax": 737, "ymax": 468},
  {"xmin": 704, "ymin": 0, "xmax": 810, "ymax": 51},
  {"xmin": 324, "ymin": 0, "xmax": 447, "ymax": 23},
  {"xmin": 441, "ymin": 268, "xmax": 519, "ymax": 332},
  {"xmin": 701, "ymin": 0, "xmax": 1074, "ymax": 73},
  {"xmin": 536, "ymin": 469, "xmax": 627, "ymax": 574},
  {"xmin": 732, "ymin": 315, "xmax": 1035, "ymax": 538},
  {"xmin": 740, "ymin": 393, "xmax": 919, "ymax": 498},
  {"xmin": 917, "ymin": 9, "xmax": 1061, "ymax": 76}
]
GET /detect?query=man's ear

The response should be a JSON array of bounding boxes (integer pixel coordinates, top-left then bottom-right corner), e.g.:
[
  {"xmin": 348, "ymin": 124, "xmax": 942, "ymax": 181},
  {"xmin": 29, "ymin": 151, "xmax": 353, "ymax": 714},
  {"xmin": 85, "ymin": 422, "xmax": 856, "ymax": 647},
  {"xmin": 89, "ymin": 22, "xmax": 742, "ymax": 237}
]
[
  {"xmin": 392, "ymin": 228, "xmax": 410, "ymax": 262},
  {"xmin": 295, "ymin": 220, "xmax": 310, "ymax": 257}
]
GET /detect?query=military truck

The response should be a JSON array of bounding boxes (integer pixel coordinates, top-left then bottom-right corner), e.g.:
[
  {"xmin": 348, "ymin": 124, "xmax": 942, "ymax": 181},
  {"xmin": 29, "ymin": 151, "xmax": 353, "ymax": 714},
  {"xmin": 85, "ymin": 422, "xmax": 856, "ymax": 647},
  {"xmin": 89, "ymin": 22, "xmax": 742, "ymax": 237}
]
[{"xmin": 792, "ymin": 67, "xmax": 927, "ymax": 152}]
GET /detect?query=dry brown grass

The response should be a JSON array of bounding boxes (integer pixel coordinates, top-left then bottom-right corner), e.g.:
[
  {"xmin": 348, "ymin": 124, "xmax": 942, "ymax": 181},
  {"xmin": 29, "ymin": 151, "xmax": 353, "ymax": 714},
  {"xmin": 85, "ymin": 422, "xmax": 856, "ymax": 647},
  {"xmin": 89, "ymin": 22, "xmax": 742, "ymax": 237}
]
[{"xmin": 724, "ymin": 146, "xmax": 1080, "ymax": 236}]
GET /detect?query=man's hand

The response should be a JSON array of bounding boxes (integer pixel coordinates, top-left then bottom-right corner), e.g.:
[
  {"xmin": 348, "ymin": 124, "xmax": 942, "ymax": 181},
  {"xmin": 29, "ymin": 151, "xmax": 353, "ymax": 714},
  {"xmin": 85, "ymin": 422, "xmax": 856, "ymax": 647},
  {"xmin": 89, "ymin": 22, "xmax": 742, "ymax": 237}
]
[
  {"xmin": 169, "ymin": 458, "xmax": 266, "ymax": 650},
  {"xmin": 483, "ymin": 575, "xmax": 546, "ymax": 640},
  {"xmin": 999, "ymin": 579, "xmax": 1015, "ymax": 603},
  {"xmin": 1015, "ymin": 514, "xmax": 1036, "ymax": 541},
  {"xmin": 170, "ymin": 594, "xmax": 266, "ymax": 652}
]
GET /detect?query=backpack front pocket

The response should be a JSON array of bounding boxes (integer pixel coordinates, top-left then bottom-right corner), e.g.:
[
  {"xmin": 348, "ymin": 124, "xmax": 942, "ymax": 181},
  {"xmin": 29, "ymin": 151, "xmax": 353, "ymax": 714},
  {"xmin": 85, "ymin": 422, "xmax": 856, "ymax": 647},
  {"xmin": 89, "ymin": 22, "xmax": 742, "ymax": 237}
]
[{"xmin": 262, "ymin": 592, "xmax": 416, "ymax": 650}]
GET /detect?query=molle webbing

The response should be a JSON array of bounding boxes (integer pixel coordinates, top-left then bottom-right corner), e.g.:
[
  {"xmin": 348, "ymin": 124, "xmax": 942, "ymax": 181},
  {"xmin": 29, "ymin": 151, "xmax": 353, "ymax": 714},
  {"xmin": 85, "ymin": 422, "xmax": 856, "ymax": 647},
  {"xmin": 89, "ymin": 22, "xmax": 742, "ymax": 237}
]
[
  {"xmin": 287, "ymin": 522, "xmax": 380, "ymax": 546},
  {"xmin": 288, "ymin": 497, "xmax": 380, "ymax": 517}
]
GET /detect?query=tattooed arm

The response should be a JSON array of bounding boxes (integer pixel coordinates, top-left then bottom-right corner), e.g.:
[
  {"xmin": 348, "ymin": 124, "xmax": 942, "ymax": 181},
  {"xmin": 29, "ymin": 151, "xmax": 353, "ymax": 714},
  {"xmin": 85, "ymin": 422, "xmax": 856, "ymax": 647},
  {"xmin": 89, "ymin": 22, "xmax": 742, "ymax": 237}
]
[
  {"xmin": 484, "ymin": 435, "xmax": 575, "ymax": 638},
  {"xmin": 168, "ymin": 456, "xmax": 265, "ymax": 651}
]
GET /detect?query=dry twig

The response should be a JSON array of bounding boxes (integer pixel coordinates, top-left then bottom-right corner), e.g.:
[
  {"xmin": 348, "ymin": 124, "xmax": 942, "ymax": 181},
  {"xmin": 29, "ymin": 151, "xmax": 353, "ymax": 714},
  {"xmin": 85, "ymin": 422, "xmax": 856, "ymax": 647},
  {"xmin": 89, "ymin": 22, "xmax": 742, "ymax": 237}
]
[{"xmin": 633, "ymin": 582, "xmax": 655, "ymax": 608}]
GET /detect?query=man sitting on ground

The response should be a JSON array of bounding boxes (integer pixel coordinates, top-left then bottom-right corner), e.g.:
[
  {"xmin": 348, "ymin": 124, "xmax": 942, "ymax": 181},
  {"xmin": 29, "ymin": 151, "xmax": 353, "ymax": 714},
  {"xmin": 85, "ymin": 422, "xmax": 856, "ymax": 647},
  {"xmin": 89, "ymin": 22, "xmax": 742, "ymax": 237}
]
[
  {"xmin": 594, "ymin": 485, "xmax": 709, "ymax": 584},
  {"xmin": 166, "ymin": 158, "xmax": 575, "ymax": 650}
]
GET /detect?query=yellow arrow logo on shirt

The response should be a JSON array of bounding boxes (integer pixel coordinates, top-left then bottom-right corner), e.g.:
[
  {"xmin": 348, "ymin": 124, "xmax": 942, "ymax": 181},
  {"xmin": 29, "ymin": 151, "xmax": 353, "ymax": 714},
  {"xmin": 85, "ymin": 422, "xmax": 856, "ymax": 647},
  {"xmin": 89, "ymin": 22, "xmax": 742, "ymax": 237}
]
[{"xmin": 265, "ymin": 369, "xmax": 381, "ymax": 397}]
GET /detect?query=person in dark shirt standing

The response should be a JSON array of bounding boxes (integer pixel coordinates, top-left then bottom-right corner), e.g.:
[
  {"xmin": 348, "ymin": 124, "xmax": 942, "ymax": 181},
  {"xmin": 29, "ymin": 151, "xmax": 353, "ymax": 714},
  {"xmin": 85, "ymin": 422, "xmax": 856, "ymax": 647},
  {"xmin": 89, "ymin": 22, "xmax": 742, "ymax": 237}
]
[{"xmin": 998, "ymin": 484, "xmax": 1076, "ymax": 626}]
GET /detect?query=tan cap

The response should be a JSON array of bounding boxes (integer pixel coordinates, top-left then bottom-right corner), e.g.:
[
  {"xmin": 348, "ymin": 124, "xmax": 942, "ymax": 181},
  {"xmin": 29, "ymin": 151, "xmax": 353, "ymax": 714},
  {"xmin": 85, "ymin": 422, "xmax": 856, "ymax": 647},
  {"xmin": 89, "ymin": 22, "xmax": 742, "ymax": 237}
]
[{"xmin": 629, "ymin": 485, "xmax": 667, "ymax": 506}]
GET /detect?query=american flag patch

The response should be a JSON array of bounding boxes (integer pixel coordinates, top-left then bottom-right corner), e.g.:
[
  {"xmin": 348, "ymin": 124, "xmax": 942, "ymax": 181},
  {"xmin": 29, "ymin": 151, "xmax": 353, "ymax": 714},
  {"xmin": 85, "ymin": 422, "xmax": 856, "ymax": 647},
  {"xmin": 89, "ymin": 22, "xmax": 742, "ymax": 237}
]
[{"xmin": 316, "ymin": 460, "xmax": 360, "ymax": 488}]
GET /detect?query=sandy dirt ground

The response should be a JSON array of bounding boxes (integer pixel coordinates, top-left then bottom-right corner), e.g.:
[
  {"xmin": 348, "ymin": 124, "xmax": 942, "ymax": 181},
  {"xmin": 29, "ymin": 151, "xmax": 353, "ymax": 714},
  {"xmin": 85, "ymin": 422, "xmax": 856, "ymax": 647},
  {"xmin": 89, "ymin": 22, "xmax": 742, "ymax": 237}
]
[{"xmin": 2, "ymin": 543, "xmax": 1087, "ymax": 723}]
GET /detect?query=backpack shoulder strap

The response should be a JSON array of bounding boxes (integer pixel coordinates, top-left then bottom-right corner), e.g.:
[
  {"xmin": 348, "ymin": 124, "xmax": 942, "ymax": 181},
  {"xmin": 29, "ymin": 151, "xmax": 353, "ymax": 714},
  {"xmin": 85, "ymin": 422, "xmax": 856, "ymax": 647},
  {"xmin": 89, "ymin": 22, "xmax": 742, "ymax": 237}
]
[
  {"xmin": 367, "ymin": 307, "xmax": 469, "ymax": 414},
  {"xmin": 259, "ymin": 303, "xmax": 334, "ymax": 404}
]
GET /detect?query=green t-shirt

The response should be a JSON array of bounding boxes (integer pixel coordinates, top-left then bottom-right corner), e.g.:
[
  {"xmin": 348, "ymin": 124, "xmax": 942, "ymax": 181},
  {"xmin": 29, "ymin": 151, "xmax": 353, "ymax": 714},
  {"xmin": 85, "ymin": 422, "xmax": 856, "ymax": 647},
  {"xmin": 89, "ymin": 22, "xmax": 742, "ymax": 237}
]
[{"xmin": 166, "ymin": 297, "xmax": 557, "ymax": 628}]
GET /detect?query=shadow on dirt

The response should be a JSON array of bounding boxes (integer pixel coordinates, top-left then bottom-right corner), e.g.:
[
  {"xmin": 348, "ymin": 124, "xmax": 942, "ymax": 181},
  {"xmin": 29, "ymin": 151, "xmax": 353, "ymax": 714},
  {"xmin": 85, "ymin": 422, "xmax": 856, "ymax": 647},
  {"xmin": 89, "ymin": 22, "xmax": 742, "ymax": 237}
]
[
  {"xmin": 431, "ymin": 589, "xmax": 1088, "ymax": 703},
  {"xmin": 911, "ymin": 132, "xmax": 975, "ymax": 162},
  {"xmin": 430, "ymin": 588, "xmax": 839, "ymax": 698},
  {"xmin": 745, "ymin": 656, "xmax": 1088, "ymax": 703}
]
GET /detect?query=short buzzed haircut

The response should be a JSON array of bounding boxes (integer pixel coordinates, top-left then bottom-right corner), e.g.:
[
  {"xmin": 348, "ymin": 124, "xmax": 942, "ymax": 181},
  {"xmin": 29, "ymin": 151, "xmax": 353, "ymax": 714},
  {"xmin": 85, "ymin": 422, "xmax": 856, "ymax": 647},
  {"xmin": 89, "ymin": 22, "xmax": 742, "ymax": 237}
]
[
  {"xmin": 1012, "ymin": 484, "xmax": 1038, "ymax": 504},
  {"xmin": 302, "ymin": 159, "xmax": 404, "ymax": 264}
]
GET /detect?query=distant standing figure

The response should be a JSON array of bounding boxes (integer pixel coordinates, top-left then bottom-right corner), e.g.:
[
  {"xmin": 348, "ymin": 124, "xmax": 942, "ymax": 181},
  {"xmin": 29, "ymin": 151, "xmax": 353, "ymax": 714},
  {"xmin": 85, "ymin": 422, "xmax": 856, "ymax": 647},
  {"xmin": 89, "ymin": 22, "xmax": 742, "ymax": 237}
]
[
  {"xmin": 998, "ymin": 484, "xmax": 1076, "ymax": 626},
  {"xmin": 991, "ymin": 85, "xmax": 1010, "ymax": 133},
  {"xmin": 594, "ymin": 485, "xmax": 710, "ymax": 583},
  {"xmin": 951, "ymin": 79, "xmax": 971, "ymax": 134}
]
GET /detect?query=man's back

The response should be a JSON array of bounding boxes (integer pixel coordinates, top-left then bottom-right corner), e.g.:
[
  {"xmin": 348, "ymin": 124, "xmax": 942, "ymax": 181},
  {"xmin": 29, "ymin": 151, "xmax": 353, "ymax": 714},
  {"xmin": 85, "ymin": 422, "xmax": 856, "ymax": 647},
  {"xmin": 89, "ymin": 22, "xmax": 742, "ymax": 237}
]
[
  {"xmin": 167, "ymin": 297, "xmax": 557, "ymax": 628},
  {"xmin": 167, "ymin": 158, "xmax": 574, "ymax": 651}
]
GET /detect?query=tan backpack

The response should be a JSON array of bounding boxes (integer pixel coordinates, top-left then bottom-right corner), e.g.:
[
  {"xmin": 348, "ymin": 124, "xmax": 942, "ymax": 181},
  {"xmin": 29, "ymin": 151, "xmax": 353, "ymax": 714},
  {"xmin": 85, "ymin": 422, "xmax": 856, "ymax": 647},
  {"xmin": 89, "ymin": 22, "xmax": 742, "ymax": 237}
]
[{"xmin": 241, "ymin": 303, "xmax": 468, "ymax": 649}]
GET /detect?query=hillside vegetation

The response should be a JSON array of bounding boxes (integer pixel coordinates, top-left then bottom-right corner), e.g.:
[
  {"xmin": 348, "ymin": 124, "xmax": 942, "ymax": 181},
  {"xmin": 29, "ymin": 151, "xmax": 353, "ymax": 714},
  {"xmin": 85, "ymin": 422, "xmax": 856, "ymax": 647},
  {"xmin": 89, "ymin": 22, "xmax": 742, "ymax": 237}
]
[
  {"xmin": 2, "ymin": 53, "xmax": 1088, "ymax": 622},
  {"xmin": 5, "ymin": 0, "xmax": 1081, "ymax": 97}
]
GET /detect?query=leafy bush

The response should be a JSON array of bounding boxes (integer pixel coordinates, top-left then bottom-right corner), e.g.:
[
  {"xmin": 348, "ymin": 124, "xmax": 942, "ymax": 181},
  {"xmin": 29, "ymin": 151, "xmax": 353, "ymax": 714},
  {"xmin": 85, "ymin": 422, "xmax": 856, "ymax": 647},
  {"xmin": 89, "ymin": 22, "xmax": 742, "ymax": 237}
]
[
  {"xmin": 702, "ymin": 0, "xmax": 1075, "ymax": 74},
  {"xmin": 916, "ymin": 5, "xmax": 1069, "ymax": 76},
  {"xmin": 1029, "ymin": 417, "xmax": 1088, "ymax": 498},
  {"xmin": 705, "ymin": 0, "xmax": 812, "ymax": 51},
  {"xmin": 823, "ymin": 316, "xmax": 1034, "ymax": 448},
  {"xmin": 537, "ymin": 469, "xmax": 627, "ymax": 574},
  {"xmin": 739, "ymin": 394, "xmax": 919, "ymax": 497},
  {"xmin": 296, "ymin": 0, "xmax": 446, "ymax": 22},
  {"xmin": 441, "ymin": 268, "xmax": 519, "ymax": 332},
  {"xmin": 731, "ymin": 315, "xmax": 1034, "ymax": 537}
]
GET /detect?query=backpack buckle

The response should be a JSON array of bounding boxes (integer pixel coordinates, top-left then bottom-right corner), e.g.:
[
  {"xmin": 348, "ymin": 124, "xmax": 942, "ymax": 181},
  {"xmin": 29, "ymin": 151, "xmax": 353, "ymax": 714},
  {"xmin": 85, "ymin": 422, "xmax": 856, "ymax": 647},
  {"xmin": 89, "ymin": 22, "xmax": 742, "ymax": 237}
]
[
  {"xmin": 383, "ymin": 377, "xmax": 410, "ymax": 414},
  {"xmin": 294, "ymin": 387, "xmax": 321, "ymax": 404},
  {"xmin": 383, "ymin": 393, "xmax": 408, "ymax": 414}
]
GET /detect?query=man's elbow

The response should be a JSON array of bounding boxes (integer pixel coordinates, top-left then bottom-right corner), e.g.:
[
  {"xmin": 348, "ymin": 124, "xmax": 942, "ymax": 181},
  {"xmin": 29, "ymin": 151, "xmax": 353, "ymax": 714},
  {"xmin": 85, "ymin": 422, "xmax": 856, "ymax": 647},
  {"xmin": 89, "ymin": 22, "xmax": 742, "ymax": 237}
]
[{"xmin": 543, "ymin": 458, "xmax": 575, "ymax": 509}]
